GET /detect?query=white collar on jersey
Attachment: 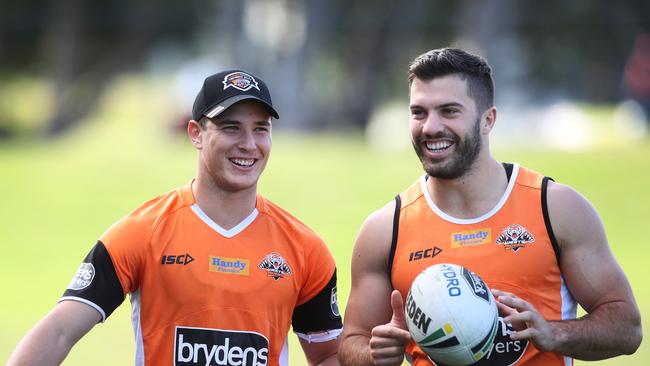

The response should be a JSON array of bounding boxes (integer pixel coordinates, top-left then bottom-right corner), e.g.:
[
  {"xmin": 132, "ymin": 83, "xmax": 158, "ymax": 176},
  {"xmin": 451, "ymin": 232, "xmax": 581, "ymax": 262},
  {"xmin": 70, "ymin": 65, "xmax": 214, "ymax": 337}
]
[
  {"xmin": 420, "ymin": 163, "xmax": 520, "ymax": 224},
  {"xmin": 190, "ymin": 204, "xmax": 259, "ymax": 238}
]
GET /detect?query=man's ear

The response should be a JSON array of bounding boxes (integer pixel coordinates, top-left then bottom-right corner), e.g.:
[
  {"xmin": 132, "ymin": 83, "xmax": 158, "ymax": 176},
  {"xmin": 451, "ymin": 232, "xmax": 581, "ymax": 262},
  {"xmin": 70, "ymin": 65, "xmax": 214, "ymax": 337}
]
[
  {"xmin": 482, "ymin": 106, "xmax": 497, "ymax": 134},
  {"xmin": 187, "ymin": 120, "xmax": 203, "ymax": 149}
]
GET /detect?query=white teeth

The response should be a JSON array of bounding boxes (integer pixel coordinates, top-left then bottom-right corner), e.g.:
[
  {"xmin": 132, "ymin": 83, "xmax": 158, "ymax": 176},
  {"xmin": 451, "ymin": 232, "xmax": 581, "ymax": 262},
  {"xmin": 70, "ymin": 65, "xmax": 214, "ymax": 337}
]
[
  {"xmin": 231, "ymin": 158, "xmax": 255, "ymax": 167},
  {"xmin": 426, "ymin": 141, "xmax": 452, "ymax": 151}
]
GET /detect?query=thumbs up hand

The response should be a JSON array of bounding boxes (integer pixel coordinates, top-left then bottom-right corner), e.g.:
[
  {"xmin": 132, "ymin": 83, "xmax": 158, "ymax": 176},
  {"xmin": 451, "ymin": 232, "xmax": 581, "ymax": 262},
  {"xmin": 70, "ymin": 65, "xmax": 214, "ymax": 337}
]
[
  {"xmin": 388, "ymin": 290, "xmax": 408, "ymax": 330},
  {"xmin": 370, "ymin": 290, "xmax": 412, "ymax": 366}
]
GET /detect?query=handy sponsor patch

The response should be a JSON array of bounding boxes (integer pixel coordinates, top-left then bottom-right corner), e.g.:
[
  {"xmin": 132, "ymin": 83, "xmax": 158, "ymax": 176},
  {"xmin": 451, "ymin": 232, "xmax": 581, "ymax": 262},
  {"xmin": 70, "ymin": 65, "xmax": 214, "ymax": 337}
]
[
  {"xmin": 209, "ymin": 256, "xmax": 250, "ymax": 275},
  {"xmin": 451, "ymin": 228, "xmax": 491, "ymax": 248}
]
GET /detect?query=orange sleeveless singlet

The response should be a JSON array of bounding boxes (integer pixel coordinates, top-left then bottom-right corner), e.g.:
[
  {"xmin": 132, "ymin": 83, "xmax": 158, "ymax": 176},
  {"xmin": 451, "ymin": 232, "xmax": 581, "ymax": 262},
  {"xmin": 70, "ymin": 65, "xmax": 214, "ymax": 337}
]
[{"xmin": 390, "ymin": 164, "xmax": 576, "ymax": 366}]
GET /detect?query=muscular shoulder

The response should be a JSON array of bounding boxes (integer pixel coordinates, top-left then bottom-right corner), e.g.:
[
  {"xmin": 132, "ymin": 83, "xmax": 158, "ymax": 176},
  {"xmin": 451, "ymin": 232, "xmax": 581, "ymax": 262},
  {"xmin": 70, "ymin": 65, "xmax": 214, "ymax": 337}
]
[
  {"xmin": 352, "ymin": 200, "xmax": 396, "ymax": 271},
  {"xmin": 546, "ymin": 180, "xmax": 604, "ymax": 252}
]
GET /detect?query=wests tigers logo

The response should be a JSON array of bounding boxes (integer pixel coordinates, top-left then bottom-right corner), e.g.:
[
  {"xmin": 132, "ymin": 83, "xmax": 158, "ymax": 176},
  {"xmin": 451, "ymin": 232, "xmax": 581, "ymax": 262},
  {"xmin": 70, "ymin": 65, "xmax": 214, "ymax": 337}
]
[
  {"xmin": 258, "ymin": 252, "xmax": 291, "ymax": 280},
  {"xmin": 496, "ymin": 224, "xmax": 535, "ymax": 252}
]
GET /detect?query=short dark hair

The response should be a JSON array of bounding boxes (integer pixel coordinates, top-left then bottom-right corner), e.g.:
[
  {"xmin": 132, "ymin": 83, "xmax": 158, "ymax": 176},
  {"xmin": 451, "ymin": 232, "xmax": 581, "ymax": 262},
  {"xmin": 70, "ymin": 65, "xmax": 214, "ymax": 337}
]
[
  {"xmin": 197, "ymin": 116, "xmax": 211, "ymax": 128},
  {"xmin": 408, "ymin": 48, "xmax": 494, "ymax": 113}
]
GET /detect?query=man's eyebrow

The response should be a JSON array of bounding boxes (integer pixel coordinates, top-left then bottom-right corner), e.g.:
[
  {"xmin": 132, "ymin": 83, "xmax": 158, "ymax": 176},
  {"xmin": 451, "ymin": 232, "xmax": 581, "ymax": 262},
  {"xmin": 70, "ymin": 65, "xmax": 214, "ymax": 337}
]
[
  {"xmin": 409, "ymin": 102, "xmax": 465, "ymax": 110},
  {"xmin": 214, "ymin": 119, "xmax": 240, "ymax": 126},
  {"xmin": 214, "ymin": 119, "xmax": 271, "ymax": 127},
  {"xmin": 435, "ymin": 102, "xmax": 464, "ymax": 110}
]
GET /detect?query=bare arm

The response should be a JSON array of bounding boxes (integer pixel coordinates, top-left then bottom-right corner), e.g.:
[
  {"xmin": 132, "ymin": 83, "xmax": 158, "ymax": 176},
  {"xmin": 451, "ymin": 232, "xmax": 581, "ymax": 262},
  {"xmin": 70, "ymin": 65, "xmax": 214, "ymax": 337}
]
[
  {"xmin": 496, "ymin": 181, "xmax": 642, "ymax": 360},
  {"xmin": 338, "ymin": 202, "xmax": 411, "ymax": 366},
  {"xmin": 300, "ymin": 337, "xmax": 340, "ymax": 366},
  {"xmin": 6, "ymin": 301, "xmax": 101, "ymax": 366}
]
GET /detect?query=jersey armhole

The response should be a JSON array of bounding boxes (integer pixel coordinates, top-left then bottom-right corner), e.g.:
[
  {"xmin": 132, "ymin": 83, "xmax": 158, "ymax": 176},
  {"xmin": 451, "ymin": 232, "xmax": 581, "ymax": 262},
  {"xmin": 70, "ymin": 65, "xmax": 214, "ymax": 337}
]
[
  {"xmin": 541, "ymin": 176, "xmax": 561, "ymax": 267},
  {"xmin": 387, "ymin": 194, "xmax": 401, "ymax": 284}
]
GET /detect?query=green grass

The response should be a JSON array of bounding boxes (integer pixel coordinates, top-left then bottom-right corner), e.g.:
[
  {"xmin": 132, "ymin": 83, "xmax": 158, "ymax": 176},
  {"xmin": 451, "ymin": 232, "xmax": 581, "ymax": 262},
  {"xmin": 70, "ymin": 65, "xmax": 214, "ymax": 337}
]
[{"xmin": 1, "ymin": 77, "xmax": 648, "ymax": 365}]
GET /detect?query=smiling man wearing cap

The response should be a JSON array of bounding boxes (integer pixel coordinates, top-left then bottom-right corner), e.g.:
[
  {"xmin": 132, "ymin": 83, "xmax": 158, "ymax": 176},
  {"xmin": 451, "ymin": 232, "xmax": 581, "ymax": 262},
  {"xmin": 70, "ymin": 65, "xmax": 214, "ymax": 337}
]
[{"xmin": 8, "ymin": 70, "xmax": 343, "ymax": 366}]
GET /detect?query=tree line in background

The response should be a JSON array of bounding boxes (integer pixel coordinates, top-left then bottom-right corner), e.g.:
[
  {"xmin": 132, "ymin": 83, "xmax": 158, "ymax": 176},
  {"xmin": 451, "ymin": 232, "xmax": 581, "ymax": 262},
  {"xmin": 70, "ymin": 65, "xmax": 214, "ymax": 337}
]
[{"xmin": 0, "ymin": 0, "xmax": 648, "ymax": 138}]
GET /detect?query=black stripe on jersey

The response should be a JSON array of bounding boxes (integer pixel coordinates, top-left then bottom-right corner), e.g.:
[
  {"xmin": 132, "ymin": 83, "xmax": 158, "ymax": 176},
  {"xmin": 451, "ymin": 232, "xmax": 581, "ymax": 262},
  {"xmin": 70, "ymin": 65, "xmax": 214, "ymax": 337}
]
[
  {"xmin": 61, "ymin": 240, "xmax": 125, "ymax": 321},
  {"xmin": 387, "ymin": 194, "xmax": 401, "ymax": 281},
  {"xmin": 541, "ymin": 177, "xmax": 561, "ymax": 266},
  {"xmin": 292, "ymin": 269, "xmax": 343, "ymax": 333},
  {"xmin": 502, "ymin": 162, "xmax": 514, "ymax": 182}
]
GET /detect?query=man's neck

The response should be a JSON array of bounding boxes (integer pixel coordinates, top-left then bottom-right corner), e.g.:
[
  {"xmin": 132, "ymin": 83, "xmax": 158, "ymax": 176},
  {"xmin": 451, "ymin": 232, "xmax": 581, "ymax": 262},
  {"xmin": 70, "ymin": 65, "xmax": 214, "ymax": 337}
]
[
  {"xmin": 191, "ymin": 178, "xmax": 258, "ymax": 230},
  {"xmin": 425, "ymin": 156, "xmax": 509, "ymax": 220}
]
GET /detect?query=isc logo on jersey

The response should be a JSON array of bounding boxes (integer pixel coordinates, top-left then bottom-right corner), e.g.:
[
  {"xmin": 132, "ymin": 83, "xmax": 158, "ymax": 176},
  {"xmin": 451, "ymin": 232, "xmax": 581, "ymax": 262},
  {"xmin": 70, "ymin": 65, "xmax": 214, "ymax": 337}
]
[{"xmin": 175, "ymin": 326, "xmax": 269, "ymax": 366}]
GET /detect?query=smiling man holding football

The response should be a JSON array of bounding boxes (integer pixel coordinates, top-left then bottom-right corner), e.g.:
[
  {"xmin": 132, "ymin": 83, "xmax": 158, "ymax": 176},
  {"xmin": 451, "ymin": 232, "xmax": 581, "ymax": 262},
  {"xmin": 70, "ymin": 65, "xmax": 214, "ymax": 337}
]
[{"xmin": 339, "ymin": 48, "xmax": 642, "ymax": 366}]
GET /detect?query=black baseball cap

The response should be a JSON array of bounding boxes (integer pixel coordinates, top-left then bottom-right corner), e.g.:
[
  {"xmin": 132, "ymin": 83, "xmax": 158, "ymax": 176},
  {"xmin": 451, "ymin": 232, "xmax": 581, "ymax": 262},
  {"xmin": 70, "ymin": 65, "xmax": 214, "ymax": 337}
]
[{"xmin": 191, "ymin": 69, "xmax": 279, "ymax": 121}]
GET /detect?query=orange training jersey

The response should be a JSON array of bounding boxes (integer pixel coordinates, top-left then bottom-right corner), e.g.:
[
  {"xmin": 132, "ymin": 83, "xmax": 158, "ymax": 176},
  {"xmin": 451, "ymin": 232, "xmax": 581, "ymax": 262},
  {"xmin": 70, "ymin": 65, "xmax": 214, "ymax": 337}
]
[
  {"xmin": 61, "ymin": 181, "xmax": 342, "ymax": 366},
  {"xmin": 390, "ymin": 164, "xmax": 576, "ymax": 366}
]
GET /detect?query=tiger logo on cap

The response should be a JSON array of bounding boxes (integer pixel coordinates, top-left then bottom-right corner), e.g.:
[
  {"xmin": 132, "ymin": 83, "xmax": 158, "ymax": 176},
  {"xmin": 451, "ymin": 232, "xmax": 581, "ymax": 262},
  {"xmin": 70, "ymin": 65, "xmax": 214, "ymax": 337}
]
[{"xmin": 222, "ymin": 71, "xmax": 260, "ymax": 92}]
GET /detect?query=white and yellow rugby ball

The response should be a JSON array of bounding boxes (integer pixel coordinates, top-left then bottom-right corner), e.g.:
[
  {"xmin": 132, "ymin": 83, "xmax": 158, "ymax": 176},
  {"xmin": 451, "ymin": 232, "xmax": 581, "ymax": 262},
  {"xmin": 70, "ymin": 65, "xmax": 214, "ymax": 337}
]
[{"xmin": 405, "ymin": 263, "xmax": 498, "ymax": 366}]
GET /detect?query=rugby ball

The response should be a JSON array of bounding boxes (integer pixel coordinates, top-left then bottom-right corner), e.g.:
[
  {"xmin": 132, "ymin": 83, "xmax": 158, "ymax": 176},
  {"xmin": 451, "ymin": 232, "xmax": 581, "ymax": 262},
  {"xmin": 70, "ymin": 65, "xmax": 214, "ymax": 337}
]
[{"xmin": 405, "ymin": 263, "xmax": 498, "ymax": 366}]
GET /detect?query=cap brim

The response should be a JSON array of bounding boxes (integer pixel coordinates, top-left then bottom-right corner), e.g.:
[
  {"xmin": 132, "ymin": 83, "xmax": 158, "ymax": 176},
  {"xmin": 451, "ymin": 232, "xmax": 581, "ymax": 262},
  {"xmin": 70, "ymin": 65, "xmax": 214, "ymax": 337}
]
[{"xmin": 204, "ymin": 95, "xmax": 279, "ymax": 119}]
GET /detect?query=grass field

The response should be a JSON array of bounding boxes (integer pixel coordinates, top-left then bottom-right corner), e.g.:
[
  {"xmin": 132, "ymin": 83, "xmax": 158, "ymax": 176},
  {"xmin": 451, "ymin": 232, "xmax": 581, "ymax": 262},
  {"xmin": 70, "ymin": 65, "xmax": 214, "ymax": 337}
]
[{"xmin": 1, "ymin": 78, "xmax": 648, "ymax": 365}]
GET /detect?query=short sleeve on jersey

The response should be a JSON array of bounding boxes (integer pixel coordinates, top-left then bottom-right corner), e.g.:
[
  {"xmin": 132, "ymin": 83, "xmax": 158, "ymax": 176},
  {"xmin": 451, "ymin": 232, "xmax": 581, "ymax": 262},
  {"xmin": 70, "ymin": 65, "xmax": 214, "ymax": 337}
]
[
  {"xmin": 292, "ymin": 269, "xmax": 342, "ymax": 334},
  {"xmin": 60, "ymin": 241, "xmax": 125, "ymax": 322}
]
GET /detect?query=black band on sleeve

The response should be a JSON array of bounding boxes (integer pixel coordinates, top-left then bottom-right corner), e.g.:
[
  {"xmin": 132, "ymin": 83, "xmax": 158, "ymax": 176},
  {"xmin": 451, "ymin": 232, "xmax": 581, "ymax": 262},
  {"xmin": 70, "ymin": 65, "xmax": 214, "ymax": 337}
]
[
  {"xmin": 387, "ymin": 195, "xmax": 401, "ymax": 282},
  {"xmin": 292, "ymin": 269, "xmax": 343, "ymax": 333},
  {"xmin": 61, "ymin": 240, "xmax": 125, "ymax": 321},
  {"xmin": 541, "ymin": 177, "xmax": 561, "ymax": 267}
]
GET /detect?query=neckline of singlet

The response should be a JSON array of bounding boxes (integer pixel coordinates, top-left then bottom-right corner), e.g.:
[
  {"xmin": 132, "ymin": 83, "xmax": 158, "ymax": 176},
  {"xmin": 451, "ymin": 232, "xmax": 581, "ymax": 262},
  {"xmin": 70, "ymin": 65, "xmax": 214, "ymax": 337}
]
[
  {"xmin": 190, "ymin": 204, "xmax": 259, "ymax": 238},
  {"xmin": 420, "ymin": 163, "xmax": 519, "ymax": 224}
]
